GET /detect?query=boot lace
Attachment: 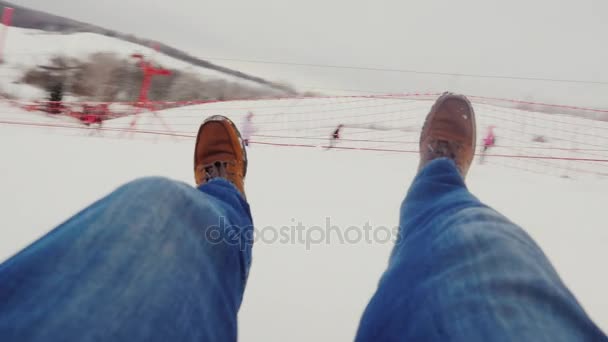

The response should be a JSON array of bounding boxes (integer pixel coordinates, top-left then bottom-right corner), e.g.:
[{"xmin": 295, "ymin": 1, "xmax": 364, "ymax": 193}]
[
  {"xmin": 426, "ymin": 139, "xmax": 462, "ymax": 161},
  {"xmin": 203, "ymin": 161, "xmax": 237, "ymax": 182}
]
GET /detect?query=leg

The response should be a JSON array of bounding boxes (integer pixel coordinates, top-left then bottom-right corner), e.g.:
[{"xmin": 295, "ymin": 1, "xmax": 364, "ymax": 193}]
[
  {"xmin": 0, "ymin": 177, "xmax": 253, "ymax": 342},
  {"xmin": 479, "ymin": 145, "xmax": 487, "ymax": 164},
  {"xmin": 356, "ymin": 159, "xmax": 606, "ymax": 341}
]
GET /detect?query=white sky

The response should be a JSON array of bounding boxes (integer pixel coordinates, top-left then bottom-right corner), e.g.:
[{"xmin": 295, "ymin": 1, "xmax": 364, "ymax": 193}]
[{"xmin": 15, "ymin": 0, "xmax": 608, "ymax": 107}]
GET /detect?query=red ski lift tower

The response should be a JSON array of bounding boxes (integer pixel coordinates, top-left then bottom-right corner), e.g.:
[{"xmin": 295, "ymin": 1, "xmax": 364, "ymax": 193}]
[
  {"xmin": 128, "ymin": 53, "xmax": 174, "ymax": 135},
  {"xmin": 131, "ymin": 53, "xmax": 171, "ymax": 106}
]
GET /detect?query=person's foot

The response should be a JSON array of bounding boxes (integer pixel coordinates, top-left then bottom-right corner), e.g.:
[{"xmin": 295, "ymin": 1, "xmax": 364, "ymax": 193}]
[
  {"xmin": 194, "ymin": 115, "xmax": 247, "ymax": 196},
  {"xmin": 418, "ymin": 92, "xmax": 476, "ymax": 178}
]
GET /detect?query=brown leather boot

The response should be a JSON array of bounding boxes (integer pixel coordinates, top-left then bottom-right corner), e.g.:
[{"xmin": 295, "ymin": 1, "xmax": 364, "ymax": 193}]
[
  {"xmin": 194, "ymin": 115, "xmax": 247, "ymax": 197},
  {"xmin": 418, "ymin": 92, "xmax": 476, "ymax": 178}
]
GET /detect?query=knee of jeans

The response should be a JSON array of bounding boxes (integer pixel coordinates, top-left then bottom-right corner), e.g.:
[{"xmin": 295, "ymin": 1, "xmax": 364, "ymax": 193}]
[
  {"xmin": 443, "ymin": 207, "xmax": 540, "ymax": 256},
  {"xmin": 117, "ymin": 176, "xmax": 184, "ymax": 195},
  {"xmin": 99, "ymin": 177, "xmax": 251, "ymax": 275},
  {"xmin": 108, "ymin": 176, "xmax": 216, "ymax": 228},
  {"xmin": 107, "ymin": 177, "xmax": 227, "ymax": 238}
]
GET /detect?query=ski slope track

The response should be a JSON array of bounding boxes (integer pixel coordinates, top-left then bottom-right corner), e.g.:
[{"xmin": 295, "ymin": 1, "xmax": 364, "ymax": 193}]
[{"xmin": 1, "ymin": 96, "xmax": 607, "ymax": 340}]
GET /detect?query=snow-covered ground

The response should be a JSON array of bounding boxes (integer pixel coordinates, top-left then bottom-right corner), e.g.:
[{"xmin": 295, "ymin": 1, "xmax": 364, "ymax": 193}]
[
  {"xmin": 0, "ymin": 27, "xmax": 280, "ymax": 99},
  {"xmin": 1, "ymin": 97, "xmax": 607, "ymax": 340}
]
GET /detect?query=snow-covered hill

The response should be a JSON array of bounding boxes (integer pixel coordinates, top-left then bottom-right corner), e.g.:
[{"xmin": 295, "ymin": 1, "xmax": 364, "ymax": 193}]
[
  {"xmin": 0, "ymin": 27, "xmax": 285, "ymax": 100},
  {"xmin": 1, "ymin": 96, "xmax": 607, "ymax": 340}
]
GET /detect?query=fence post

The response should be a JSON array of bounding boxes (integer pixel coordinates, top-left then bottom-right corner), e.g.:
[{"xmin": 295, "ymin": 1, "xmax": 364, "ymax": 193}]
[{"xmin": 0, "ymin": 7, "xmax": 14, "ymax": 64}]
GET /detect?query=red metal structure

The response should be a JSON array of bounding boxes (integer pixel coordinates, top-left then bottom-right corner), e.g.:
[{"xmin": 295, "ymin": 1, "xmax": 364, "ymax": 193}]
[
  {"xmin": 131, "ymin": 53, "xmax": 171, "ymax": 106},
  {"xmin": 127, "ymin": 54, "xmax": 174, "ymax": 136},
  {"xmin": 0, "ymin": 7, "xmax": 14, "ymax": 64}
]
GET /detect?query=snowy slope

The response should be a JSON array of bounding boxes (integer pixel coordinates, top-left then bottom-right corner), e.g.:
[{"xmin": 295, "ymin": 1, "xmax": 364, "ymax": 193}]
[
  {"xmin": 101, "ymin": 95, "xmax": 608, "ymax": 178},
  {"xmin": 1, "ymin": 97, "xmax": 607, "ymax": 340},
  {"xmin": 0, "ymin": 27, "xmax": 280, "ymax": 99}
]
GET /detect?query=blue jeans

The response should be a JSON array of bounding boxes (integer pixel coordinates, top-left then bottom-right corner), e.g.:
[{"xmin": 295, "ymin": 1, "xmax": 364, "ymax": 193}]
[
  {"xmin": 0, "ymin": 178, "xmax": 253, "ymax": 341},
  {"xmin": 356, "ymin": 159, "xmax": 606, "ymax": 341},
  {"xmin": 0, "ymin": 159, "xmax": 605, "ymax": 341}
]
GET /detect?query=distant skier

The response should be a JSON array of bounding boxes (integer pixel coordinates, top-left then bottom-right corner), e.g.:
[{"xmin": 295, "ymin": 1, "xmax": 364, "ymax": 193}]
[
  {"xmin": 483, "ymin": 126, "xmax": 496, "ymax": 152},
  {"xmin": 241, "ymin": 112, "xmax": 256, "ymax": 146},
  {"xmin": 480, "ymin": 125, "xmax": 496, "ymax": 164},
  {"xmin": 328, "ymin": 124, "xmax": 344, "ymax": 149}
]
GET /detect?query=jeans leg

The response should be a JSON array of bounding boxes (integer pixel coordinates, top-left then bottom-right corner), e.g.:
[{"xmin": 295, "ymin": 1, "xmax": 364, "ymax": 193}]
[
  {"xmin": 356, "ymin": 158, "xmax": 606, "ymax": 342},
  {"xmin": 0, "ymin": 177, "xmax": 253, "ymax": 342}
]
